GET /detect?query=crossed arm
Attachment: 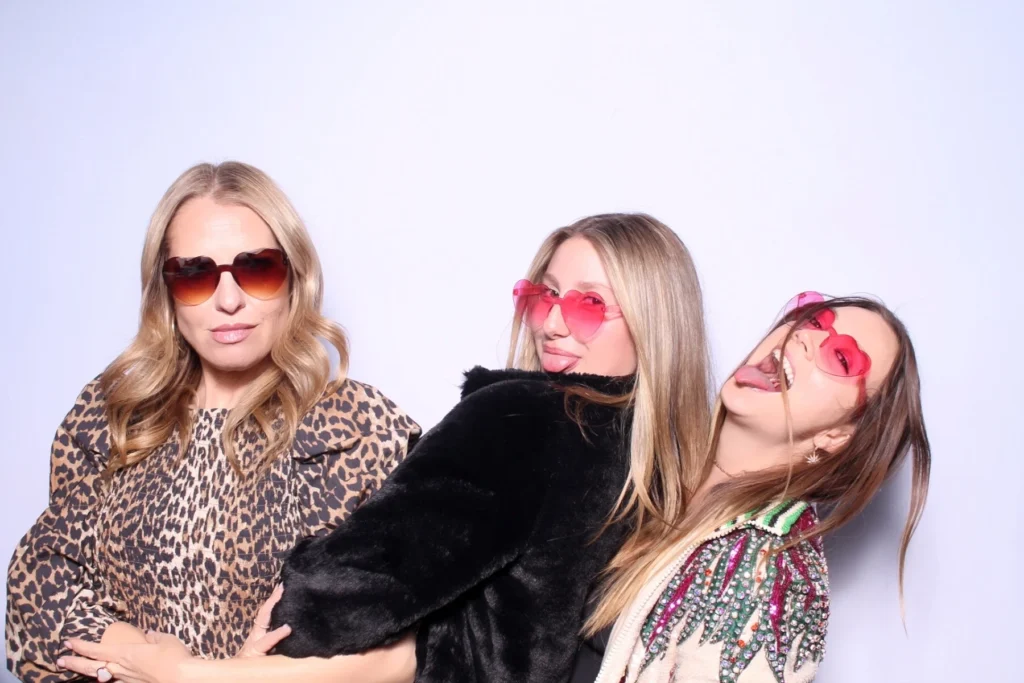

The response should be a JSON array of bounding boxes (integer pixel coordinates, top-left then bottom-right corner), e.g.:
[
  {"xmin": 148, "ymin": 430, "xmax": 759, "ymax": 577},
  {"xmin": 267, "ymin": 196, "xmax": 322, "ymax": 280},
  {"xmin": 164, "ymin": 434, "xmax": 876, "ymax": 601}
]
[
  {"xmin": 58, "ymin": 588, "xmax": 416, "ymax": 683},
  {"xmin": 62, "ymin": 632, "xmax": 416, "ymax": 683}
]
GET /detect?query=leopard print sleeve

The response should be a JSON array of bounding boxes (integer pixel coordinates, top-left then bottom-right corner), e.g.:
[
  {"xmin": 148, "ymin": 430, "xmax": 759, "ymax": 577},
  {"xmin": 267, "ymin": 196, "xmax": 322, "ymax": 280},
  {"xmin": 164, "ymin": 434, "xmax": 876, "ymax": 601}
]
[
  {"xmin": 346, "ymin": 381, "xmax": 421, "ymax": 503},
  {"xmin": 291, "ymin": 379, "xmax": 421, "ymax": 538},
  {"xmin": 6, "ymin": 408, "xmax": 122, "ymax": 682}
]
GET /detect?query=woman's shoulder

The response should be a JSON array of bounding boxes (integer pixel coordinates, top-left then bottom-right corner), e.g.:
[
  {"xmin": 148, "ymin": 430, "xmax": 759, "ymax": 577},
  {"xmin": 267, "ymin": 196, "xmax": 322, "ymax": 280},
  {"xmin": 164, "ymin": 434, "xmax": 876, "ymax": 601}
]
[
  {"xmin": 57, "ymin": 376, "xmax": 112, "ymax": 455},
  {"xmin": 698, "ymin": 501, "xmax": 829, "ymax": 619},
  {"xmin": 710, "ymin": 503, "xmax": 829, "ymax": 680},
  {"xmin": 401, "ymin": 368, "xmax": 629, "ymax": 480},
  {"xmin": 635, "ymin": 502, "xmax": 828, "ymax": 682},
  {"xmin": 409, "ymin": 369, "xmax": 558, "ymax": 451},
  {"xmin": 458, "ymin": 367, "xmax": 564, "ymax": 410},
  {"xmin": 292, "ymin": 377, "xmax": 421, "ymax": 459},
  {"xmin": 315, "ymin": 377, "xmax": 419, "ymax": 433},
  {"xmin": 462, "ymin": 365, "xmax": 632, "ymax": 394},
  {"xmin": 456, "ymin": 365, "xmax": 630, "ymax": 420}
]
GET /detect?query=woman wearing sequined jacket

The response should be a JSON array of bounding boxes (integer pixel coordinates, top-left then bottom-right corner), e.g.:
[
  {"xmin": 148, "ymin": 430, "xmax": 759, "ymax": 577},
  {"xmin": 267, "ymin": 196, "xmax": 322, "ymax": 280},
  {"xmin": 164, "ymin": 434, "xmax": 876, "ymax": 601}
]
[
  {"xmin": 62, "ymin": 213, "xmax": 715, "ymax": 683},
  {"xmin": 591, "ymin": 292, "xmax": 931, "ymax": 683}
]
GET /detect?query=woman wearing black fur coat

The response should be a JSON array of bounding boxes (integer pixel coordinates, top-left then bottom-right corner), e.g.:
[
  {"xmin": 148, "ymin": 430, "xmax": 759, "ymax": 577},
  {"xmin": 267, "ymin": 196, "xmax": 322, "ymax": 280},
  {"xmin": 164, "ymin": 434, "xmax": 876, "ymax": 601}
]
[{"xmin": 65, "ymin": 214, "xmax": 713, "ymax": 683}]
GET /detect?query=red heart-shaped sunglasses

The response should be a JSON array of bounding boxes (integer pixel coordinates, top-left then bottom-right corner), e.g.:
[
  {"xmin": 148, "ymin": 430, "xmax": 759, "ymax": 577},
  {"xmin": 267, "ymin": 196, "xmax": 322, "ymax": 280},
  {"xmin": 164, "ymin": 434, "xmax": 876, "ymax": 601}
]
[
  {"xmin": 513, "ymin": 279, "xmax": 622, "ymax": 343},
  {"xmin": 785, "ymin": 291, "xmax": 872, "ymax": 401}
]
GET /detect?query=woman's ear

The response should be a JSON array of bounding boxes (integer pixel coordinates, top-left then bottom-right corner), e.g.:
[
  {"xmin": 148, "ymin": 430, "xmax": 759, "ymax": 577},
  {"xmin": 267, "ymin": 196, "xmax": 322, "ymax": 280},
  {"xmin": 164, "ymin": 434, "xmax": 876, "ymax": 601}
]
[{"xmin": 813, "ymin": 427, "xmax": 852, "ymax": 455}]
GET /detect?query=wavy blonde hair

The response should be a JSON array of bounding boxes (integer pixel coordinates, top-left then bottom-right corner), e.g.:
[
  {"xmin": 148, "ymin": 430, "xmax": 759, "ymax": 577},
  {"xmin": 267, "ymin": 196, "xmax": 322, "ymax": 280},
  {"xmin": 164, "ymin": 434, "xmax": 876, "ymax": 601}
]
[
  {"xmin": 100, "ymin": 161, "xmax": 349, "ymax": 474},
  {"xmin": 506, "ymin": 213, "xmax": 714, "ymax": 631}
]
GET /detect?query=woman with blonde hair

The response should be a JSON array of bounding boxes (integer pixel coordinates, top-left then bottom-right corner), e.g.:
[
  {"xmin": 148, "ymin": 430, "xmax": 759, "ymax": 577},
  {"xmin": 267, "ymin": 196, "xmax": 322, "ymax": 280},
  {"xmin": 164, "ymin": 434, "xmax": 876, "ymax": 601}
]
[
  {"xmin": 5, "ymin": 161, "xmax": 420, "ymax": 682},
  {"xmin": 60, "ymin": 213, "xmax": 714, "ymax": 683},
  {"xmin": 592, "ymin": 292, "xmax": 931, "ymax": 682}
]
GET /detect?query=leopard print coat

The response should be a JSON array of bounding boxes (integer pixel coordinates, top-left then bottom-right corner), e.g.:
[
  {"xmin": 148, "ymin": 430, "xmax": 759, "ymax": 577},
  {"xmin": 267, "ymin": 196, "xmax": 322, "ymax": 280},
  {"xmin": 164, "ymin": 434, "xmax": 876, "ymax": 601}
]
[{"xmin": 5, "ymin": 377, "xmax": 420, "ymax": 683}]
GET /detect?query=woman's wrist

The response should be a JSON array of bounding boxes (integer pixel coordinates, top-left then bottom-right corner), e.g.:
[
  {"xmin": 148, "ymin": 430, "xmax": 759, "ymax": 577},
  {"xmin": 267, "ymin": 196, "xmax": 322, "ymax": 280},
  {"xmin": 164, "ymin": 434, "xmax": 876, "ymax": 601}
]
[{"xmin": 174, "ymin": 656, "xmax": 206, "ymax": 683}]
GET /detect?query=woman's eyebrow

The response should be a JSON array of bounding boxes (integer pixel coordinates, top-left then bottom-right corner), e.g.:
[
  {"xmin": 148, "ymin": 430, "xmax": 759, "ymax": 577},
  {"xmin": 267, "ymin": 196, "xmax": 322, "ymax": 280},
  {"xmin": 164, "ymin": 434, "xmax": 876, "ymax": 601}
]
[{"xmin": 577, "ymin": 281, "xmax": 612, "ymax": 293}]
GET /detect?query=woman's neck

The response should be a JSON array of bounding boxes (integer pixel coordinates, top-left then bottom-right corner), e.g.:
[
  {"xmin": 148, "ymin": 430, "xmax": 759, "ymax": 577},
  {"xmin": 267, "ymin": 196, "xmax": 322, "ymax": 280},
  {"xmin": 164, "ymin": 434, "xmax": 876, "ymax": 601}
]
[
  {"xmin": 690, "ymin": 416, "xmax": 791, "ymax": 504},
  {"xmin": 196, "ymin": 360, "xmax": 269, "ymax": 410}
]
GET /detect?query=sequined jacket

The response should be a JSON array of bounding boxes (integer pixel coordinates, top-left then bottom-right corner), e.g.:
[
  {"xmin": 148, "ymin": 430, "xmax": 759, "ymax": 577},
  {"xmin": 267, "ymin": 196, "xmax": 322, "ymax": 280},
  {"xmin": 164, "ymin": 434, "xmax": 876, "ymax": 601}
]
[{"xmin": 595, "ymin": 501, "xmax": 829, "ymax": 683}]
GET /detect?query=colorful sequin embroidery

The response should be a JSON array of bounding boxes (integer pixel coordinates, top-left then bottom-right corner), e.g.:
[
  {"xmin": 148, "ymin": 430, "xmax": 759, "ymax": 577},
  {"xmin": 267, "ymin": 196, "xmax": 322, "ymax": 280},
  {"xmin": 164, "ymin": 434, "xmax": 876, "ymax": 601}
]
[{"xmin": 638, "ymin": 501, "xmax": 829, "ymax": 682}]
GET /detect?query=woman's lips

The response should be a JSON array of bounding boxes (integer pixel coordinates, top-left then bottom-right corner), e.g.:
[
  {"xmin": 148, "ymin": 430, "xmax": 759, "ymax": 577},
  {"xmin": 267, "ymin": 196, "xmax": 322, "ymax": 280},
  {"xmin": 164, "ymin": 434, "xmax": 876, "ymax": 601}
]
[
  {"xmin": 542, "ymin": 345, "xmax": 580, "ymax": 373},
  {"xmin": 211, "ymin": 324, "xmax": 255, "ymax": 344}
]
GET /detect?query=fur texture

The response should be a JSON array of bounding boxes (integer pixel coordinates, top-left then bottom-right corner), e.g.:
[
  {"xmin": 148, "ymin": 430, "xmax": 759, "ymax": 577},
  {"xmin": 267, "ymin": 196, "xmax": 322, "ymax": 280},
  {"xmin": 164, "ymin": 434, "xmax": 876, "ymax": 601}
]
[{"xmin": 272, "ymin": 366, "xmax": 634, "ymax": 683}]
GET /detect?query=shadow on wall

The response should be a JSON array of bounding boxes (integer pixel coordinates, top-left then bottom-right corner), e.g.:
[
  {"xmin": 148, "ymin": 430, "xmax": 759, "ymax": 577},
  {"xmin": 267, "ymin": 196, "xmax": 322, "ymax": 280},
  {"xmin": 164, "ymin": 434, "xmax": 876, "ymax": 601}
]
[{"xmin": 822, "ymin": 466, "xmax": 911, "ymax": 596}]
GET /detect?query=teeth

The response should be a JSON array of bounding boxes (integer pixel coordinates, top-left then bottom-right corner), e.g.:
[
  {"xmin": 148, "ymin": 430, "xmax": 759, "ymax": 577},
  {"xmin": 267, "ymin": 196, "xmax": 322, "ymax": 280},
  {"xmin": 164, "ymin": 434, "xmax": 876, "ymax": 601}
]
[{"xmin": 773, "ymin": 349, "xmax": 794, "ymax": 389}]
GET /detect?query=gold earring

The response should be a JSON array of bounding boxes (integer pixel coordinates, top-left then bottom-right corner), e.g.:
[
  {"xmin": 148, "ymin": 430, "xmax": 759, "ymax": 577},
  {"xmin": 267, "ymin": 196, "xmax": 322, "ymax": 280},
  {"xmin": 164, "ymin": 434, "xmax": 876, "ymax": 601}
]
[{"xmin": 806, "ymin": 447, "xmax": 821, "ymax": 465}]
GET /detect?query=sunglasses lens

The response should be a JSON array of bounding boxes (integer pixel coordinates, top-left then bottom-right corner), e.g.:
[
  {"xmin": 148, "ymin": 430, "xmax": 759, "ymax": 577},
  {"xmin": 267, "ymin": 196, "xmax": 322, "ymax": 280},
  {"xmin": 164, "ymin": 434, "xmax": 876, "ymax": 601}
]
[
  {"xmin": 163, "ymin": 257, "xmax": 219, "ymax": 305},
  {"xmin": 561, "ymin": 291, "xmax": 606, "ymax": 342},
  {"xmin": 233, "ymin": 250, "xmax": 289, "ymax": 300},
  {"xmin": 514, "ymin": 280, "xmax": 553, "ymax": 329},
  {"xmin": 512, "ymin": 282, "xmax": 610, "ymax": 342},
  {"xmin": 799, "ymin": 308, "xmax": 837, "ymax": 332},
  {"xmin": 818, "ymin": 334, "xmax": 872, "ymax": 378},
  {"xmin": 513, "ymin": 280, "xmax": 532, "ymax": 314},
  {"xmin": 785, "ymin": 291, "xmax": 826, "ymax": 315}
]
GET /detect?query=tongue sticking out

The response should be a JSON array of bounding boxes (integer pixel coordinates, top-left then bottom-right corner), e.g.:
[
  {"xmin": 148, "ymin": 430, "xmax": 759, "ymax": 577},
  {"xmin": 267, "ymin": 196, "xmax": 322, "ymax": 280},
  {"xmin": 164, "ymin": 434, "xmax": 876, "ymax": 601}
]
[{"xmin": 734, "ymin": 351, "xmax": 782, "ymax": 392}]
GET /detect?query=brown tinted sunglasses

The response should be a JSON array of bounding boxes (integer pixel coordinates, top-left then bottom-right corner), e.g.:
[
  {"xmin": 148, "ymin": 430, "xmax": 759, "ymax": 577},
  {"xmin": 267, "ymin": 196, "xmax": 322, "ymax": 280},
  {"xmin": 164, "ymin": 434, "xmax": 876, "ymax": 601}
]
[{"xmin": 162, "ymin": 248, "xmax": 290, "ymax": 306}]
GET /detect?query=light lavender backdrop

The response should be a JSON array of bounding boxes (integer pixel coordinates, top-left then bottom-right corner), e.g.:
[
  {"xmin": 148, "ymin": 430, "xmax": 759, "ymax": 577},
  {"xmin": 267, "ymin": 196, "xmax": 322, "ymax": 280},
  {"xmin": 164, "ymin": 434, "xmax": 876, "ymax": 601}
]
[{"xmin": 2, "ymin": 2, "xmax": 1020, "ymax": 681}]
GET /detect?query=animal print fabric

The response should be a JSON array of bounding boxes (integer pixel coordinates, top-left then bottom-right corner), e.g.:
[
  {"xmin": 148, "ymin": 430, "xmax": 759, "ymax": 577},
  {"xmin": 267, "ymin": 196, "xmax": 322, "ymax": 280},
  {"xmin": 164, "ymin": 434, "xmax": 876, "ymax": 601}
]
[{"xmin": 6, "ymin": 378, "xmax": 420, "ymax": 682}]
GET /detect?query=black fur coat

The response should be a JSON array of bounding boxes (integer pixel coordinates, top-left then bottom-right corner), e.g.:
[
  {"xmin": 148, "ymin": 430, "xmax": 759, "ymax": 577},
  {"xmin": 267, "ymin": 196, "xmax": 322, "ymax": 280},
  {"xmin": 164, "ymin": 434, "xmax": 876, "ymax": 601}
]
[{"xmin": 271, "ymin": 367, "xmax": 634, "ymax": 683}]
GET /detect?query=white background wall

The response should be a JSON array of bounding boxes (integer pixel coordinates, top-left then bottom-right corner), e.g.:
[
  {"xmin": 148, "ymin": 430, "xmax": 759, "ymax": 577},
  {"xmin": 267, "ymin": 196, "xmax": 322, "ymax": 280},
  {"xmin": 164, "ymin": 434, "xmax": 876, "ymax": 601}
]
[{"xmin": 2, "ymin": 2, "xmax": 1020, "ymax": 681}]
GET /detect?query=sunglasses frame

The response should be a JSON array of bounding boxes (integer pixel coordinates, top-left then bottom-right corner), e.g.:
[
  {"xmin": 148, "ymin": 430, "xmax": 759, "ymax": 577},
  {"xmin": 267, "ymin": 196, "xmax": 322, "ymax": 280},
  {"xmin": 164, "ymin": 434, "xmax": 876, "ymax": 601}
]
[
  {"xmin": 785, "ymin": 291, "xmax": 872, "ymax": 404},
  {"xmin": 513, "ymin": 279, "xmax": 622, "ymax": 343},
  {"xmin": 162, "ymin": 248, "xmax": 290, "ymax": 306}
]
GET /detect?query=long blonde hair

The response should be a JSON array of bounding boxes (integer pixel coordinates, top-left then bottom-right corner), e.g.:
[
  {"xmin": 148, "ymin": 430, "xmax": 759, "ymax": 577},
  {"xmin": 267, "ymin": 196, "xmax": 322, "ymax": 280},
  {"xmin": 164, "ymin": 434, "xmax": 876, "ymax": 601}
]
[
  {"xmin": 100, "ymin": 161, "xmax": 349, "ymax": 474},
  {"xmin": 506, "ymin": 213, "xmax": 714, "ymax": 631},
  {"xmin": 587, "ymin": 297, "xmax": 932, "ymax": 632}
]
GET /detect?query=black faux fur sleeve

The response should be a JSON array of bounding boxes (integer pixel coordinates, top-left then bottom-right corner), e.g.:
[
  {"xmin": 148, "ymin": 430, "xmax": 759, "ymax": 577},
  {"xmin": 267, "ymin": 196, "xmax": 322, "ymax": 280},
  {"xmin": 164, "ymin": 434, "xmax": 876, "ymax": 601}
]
[{"xmin": 270, "ymin": 379, "xmax": 555, "ymax": 658}]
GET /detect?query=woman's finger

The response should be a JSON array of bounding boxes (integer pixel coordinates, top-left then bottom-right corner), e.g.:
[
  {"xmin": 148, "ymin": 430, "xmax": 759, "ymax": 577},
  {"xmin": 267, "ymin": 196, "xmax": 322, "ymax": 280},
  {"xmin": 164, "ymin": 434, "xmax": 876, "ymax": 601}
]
[
  {"xmin": 254, "ymin": 584, "xmax": 284, "ymax": 626},
  {"xmin": 144, "ymin": 630, "xmax": 180, "ymax": 645},
  {"xmin": 66, "ymin": 638, "xmax": 118, "ymax": 662},
  {"xmin": 269, "ymin": 583, "xmax": 284, "ymax": 607},
  {"xmin": 252, "ymin": 624, "xmax": 291, "ymax": 654},
  {"xmin": 56, "ymin": 653, "xmax": 107, "ymax": 677}
]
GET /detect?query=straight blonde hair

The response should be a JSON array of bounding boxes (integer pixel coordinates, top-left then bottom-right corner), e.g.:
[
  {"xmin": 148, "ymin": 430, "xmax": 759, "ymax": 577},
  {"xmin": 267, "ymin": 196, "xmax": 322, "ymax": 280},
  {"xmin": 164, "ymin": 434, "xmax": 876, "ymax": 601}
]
[
  {"xmin": 100, "ymin": 161, "xmax": 349, "ymax": 474},
  {"xmin": 506, "ymin": 213, "xmax": 714, "ymax": 632}
]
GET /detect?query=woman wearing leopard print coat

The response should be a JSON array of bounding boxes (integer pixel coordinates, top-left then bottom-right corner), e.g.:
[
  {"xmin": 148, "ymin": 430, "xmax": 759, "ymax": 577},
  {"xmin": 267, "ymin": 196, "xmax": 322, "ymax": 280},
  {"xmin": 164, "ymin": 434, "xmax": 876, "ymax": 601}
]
[{"xmin": 5, "ymin": 162, "xmax": 420, "ymax": 683}]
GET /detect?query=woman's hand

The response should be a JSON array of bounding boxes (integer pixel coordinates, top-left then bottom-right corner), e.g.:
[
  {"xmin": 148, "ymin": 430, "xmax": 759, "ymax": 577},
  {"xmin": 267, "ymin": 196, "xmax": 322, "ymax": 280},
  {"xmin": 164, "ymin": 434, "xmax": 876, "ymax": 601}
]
[
  {"xmin": 58, "ymin": 621, "xmax": 152, "ymax": 679},
  {"xmin": 101, "ymin": 622, "xmax": 150, "ymax": 646},
  {"xmin": 235, "ymin": 583, "xmax": 292, "ymax": 658},
  {"xmin": 59, "ymin": 631, "xmax": 192, "ymax": 683}
]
